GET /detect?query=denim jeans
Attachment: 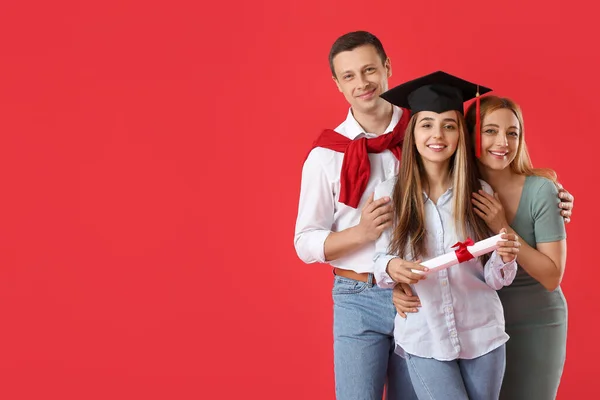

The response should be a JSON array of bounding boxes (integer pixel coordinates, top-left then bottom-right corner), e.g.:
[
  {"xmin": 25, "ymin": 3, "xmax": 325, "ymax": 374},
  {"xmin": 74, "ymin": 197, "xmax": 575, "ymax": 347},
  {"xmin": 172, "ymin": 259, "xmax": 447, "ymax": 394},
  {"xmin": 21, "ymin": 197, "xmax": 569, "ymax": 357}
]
[
  {"xmin": 333, "ymin": 274, "xmax": 418, "ymax": 400},
  {"xmin": 405, "ymin": 344, "xmax": 506, "ymax": 400}
]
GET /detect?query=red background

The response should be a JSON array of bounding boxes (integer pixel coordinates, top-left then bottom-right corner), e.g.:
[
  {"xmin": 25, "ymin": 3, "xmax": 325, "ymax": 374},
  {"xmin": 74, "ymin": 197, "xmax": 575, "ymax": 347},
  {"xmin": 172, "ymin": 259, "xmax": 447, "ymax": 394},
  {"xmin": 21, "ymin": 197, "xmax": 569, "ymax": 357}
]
[{"xmin": 0, "ymin": 0, "xmax": 597, "ymax": 399}]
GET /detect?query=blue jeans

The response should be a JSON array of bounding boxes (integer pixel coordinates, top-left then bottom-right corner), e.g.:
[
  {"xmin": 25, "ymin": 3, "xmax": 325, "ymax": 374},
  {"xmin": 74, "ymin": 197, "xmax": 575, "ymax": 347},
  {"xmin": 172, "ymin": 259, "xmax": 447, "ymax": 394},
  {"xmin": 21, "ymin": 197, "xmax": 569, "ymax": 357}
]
[
  {"xmin": 333, "ymin": 274, "xmax": 417, "ymax": 400},
  {"xmin": 405, "ymin": 344, "xmax": 506, "ymax": 400}
]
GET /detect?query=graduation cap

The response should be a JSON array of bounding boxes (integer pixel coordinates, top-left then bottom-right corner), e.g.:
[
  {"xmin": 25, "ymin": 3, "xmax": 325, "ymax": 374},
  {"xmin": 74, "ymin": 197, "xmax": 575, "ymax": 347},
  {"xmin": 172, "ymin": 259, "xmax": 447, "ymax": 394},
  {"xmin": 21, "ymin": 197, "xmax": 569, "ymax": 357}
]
[{"xmin": 380, "ymin": 71, "xmax": 492, "ymax": 157}]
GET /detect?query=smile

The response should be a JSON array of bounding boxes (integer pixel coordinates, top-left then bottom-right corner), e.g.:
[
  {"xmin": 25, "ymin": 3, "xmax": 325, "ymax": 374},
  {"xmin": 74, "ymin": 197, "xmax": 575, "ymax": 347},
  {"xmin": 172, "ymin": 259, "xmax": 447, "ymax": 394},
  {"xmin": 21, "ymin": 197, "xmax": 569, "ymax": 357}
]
[
  {"xmin": 489, "ymin": 150, "xmax": 509, "ymax": 158},
  {"xmin": 427, "ymin": 144, "xmax": 447, "ymax": 152},
  {"xmin": 357, "ymin": 89, "xmax": 376, "ymax": 99}
]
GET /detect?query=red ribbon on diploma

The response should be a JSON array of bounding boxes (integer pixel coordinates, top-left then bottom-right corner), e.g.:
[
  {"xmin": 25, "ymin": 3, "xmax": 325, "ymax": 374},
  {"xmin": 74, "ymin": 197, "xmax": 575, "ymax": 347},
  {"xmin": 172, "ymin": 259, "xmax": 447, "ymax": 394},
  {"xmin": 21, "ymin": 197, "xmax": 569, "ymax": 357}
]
[{"xmin": 452, "ymin": 238, "xmax": 475, "ymax": 263}]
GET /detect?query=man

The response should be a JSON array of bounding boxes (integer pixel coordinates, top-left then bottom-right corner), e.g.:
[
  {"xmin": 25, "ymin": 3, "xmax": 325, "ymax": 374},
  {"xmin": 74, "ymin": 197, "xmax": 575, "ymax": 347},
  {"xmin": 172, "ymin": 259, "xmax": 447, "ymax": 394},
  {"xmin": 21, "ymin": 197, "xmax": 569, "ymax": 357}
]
[
  {"xmin": 295, "ymin": 30, "xmax": 415, "ymax": 400},
  {"xmin": 294, "ymin": 31, "xmax": 574, "ymax": 400}
]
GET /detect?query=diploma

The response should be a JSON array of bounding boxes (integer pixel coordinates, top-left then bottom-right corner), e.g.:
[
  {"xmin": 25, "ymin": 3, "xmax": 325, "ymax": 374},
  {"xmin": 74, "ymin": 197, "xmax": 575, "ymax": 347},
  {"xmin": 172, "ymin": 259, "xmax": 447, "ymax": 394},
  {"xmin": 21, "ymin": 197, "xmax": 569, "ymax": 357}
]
[{"xmin": 413, "ymin": 233, "xmax": 504, "ymax": 275}]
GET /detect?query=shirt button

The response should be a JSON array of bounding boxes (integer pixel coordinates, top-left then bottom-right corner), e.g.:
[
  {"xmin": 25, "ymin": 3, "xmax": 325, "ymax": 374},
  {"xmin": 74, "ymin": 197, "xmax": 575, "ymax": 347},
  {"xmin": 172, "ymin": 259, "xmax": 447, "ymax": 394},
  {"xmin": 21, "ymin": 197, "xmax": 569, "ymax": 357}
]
[
  {"xmin": 441, "ymin": 281, "xmax": 448, "ymax": 286},
  {"xmin": 451, "ymin": 331, "xmax": 458, "ymax": 338}
]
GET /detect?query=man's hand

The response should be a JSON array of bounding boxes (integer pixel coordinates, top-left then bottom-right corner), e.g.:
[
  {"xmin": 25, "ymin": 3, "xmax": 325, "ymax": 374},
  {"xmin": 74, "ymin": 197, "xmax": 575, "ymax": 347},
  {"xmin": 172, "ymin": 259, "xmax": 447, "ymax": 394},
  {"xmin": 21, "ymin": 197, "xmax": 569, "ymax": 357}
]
[
  {"xmin": 355, "ymin": 193, "xmax": 393, "ymax": 242},
  {"xmin": 392, "ymin": 283, "xmax": 421, "ymax": 318},
  {"xmin": 556, "ymin": 182, "xmax": 574, "ymax": 224}
]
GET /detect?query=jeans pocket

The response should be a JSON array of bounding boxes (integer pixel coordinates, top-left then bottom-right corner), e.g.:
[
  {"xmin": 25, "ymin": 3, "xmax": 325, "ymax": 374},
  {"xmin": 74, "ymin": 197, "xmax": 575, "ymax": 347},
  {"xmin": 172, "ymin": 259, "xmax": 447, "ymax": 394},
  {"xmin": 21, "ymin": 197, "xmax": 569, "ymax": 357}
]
[{"xmin": 332, "ymin": 275, "xmax": 369, "ymax": 295}]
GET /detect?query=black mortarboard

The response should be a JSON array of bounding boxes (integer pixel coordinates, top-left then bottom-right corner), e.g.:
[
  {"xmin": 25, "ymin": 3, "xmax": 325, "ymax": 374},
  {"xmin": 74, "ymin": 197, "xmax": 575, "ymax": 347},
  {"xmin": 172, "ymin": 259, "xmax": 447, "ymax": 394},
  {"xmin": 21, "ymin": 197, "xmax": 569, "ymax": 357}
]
[
  {"xmin": 380, "ymin": 70, "xmax": 492, "ymax": 114},
  {"xmin": 380, "ymin": 70, "xmax": 492, "ymax": 157}
]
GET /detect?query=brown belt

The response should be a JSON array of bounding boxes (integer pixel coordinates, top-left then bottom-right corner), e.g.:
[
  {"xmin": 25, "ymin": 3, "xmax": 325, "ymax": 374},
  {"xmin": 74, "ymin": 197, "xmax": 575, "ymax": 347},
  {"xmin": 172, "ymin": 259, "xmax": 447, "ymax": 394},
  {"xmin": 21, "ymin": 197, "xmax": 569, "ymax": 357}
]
[{"xmin": 333, "ymin": 267, "xmax": 377, "ymax": 284}]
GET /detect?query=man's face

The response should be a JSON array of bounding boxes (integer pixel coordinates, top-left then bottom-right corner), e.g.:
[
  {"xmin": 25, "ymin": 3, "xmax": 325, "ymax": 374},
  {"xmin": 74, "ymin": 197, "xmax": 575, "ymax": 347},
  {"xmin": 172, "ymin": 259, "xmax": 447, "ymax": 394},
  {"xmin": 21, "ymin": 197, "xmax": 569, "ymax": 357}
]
[{"xmin": 331, "ymin": 44, "xmax": 392, "ymax": 115}]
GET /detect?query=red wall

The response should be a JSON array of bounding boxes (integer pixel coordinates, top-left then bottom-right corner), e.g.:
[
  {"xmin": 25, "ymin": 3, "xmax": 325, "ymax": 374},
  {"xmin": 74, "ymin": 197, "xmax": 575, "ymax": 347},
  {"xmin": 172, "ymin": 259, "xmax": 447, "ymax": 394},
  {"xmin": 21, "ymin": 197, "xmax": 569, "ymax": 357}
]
[{"xmin": 0, "ymin": 0, "xmax": 596, "ymax": 398}]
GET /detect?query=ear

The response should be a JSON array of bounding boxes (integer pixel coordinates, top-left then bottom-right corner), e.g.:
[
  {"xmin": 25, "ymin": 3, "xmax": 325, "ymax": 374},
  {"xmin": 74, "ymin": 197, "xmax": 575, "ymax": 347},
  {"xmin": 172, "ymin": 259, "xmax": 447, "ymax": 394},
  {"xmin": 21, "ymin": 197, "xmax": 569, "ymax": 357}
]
[
  {"xmin": 332, "ymin": 75, "xmax": 342, "ymax": 92},
  {"xmin": 385, "ymin": 57, "xmax": 392, "ymax": 79}
]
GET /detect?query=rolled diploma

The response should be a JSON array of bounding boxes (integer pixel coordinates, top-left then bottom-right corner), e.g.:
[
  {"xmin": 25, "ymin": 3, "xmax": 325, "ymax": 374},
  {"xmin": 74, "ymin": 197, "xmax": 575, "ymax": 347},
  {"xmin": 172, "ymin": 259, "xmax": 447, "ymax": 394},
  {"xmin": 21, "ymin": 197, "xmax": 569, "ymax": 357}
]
[{"xmin": 412, "ymin": 233, "xmax": 504, "ymax": 275}]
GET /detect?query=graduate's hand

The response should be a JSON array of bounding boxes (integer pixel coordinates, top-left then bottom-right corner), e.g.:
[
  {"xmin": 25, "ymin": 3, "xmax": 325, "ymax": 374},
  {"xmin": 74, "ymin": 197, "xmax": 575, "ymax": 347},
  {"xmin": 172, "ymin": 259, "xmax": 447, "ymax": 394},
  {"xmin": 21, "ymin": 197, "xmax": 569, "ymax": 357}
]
[
  {"xmin": 356, "ymin": 193, "xmax": 393, "ymax": 242},
  {"xmin": 392, "ymin": 283, "xmax": 421, "ymax": 318},
  {"xmin": 386, "ymin": 258, "xmax": 428, "ymax": 285},
  {"xmin": 555, "ymin": 182, "xmax": 574, "ymax": 224},
  {"xmin": 471, "ymin": 190, "xmax": 509, "ymax": 234},
  {"xmin": 496, "ymin": 228, "xmax": 520, "ymax": 263}
]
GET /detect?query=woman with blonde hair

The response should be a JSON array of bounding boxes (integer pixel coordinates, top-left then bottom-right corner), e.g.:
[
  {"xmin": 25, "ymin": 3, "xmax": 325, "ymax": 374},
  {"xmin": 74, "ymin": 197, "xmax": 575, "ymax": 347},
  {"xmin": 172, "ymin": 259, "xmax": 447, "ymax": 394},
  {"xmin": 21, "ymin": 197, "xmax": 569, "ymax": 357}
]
[{"xmin": 467, "ymin": 96, "xmax": 567, "ymax": 400}]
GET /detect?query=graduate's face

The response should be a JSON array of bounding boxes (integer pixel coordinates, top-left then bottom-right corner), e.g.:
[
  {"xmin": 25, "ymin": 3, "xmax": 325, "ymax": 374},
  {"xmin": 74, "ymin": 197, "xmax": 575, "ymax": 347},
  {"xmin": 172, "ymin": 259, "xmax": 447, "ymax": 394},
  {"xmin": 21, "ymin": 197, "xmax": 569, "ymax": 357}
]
[
  {"xmin": 414, "ymin": 111, "xmax": 460, "ymax": 164},
  {"xmin": 477, "ymin": 108, "xmax": 520, "ymax": 171},
  {"xmin": 332, "ymin": 45, "xmax": 392, "ymax": 115}
]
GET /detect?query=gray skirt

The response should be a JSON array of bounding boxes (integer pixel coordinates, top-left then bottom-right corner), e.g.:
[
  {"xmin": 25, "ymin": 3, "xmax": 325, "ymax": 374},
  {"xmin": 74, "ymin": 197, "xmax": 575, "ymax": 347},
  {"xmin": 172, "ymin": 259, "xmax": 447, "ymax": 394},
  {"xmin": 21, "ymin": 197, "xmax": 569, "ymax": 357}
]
[{"xmin": 498, "ymin": 279, "xmax": 568, "ymax": 400}]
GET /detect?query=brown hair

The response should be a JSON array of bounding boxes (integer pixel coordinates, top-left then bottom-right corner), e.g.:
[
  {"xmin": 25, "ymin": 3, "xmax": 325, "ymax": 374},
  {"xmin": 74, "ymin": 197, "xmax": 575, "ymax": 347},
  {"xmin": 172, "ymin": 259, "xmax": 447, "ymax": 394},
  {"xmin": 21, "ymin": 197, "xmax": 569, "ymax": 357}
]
[
  {"xmin": 389, "ymin": 111, "xmax": 492, "ymax": 262},
  {"xmin": 328, "ymin": 31, "xmax": 388, "ymax": 78}
]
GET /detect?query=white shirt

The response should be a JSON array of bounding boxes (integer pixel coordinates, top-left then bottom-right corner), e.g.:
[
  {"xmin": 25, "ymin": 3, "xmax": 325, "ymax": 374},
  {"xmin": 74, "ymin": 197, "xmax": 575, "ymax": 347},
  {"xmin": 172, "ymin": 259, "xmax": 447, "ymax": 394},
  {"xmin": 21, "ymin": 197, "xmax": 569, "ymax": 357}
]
[
  {"xmin": 294, "ymin": 106, "xmax": 404, "ymax": 273},
  {"xmin": 373, "ymin": 177, "xmax": 517, "ymax": 361}
]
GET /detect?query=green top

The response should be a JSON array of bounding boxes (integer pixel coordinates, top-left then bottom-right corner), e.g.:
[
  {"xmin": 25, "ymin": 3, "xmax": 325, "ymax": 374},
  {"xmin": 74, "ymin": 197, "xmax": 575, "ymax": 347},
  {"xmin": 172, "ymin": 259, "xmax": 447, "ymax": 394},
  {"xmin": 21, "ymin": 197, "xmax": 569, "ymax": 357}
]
[{"xmin": 509, "ymin": 175, "xmax": 567, "ymax": 285}]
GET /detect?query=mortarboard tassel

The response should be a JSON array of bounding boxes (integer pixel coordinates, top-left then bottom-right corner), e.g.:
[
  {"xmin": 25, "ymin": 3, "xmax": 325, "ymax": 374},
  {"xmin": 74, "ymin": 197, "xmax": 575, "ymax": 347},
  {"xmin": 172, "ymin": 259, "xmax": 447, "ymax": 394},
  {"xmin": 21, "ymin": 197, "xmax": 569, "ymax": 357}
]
[{"xmin": 475, "ymin": 86, "xmax": 481, "ymax": 158}]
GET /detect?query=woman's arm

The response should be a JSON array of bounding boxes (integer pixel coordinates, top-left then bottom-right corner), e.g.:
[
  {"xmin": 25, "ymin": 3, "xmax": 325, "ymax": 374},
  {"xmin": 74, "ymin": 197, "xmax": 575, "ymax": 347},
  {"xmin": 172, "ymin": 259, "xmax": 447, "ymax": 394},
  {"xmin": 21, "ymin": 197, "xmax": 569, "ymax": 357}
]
[{"xmin": 472, "ymin": 180, "xmax": 567, "ymax": 291}]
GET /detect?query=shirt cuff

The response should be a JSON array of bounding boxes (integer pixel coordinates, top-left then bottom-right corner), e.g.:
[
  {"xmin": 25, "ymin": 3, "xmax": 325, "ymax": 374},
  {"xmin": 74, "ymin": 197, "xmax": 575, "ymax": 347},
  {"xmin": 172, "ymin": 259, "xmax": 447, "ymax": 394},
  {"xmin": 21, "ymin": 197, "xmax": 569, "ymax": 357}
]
[
  {"xmin": 294, "ymin": 229, "xmax": 332, "ymax": 264},
  {"xmin": 373, "ymin": 254, "xmax": 398, "ymax": 288},
  {"xmin": 485, "ymin": 251, "xmax": 518, "ymax": 289}
]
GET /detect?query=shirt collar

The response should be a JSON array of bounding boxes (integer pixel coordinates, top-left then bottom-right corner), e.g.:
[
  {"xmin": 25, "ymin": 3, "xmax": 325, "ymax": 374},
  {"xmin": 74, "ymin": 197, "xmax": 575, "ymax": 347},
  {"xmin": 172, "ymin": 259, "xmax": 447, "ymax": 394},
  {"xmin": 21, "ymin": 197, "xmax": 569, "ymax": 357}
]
[
  {"xmin": 342, "ymin": 105, "xmax": 403, "ymax": 140},
  {"xmin": 423, "ymin": 185, "xmax": 454, "ymax": 203}
]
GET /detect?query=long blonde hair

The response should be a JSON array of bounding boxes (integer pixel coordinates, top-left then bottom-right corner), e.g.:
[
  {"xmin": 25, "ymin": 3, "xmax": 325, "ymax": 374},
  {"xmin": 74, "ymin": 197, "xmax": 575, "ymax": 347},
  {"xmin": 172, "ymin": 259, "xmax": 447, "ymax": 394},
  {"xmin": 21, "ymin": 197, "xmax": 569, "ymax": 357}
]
[
  {"xmin": 465, "ymin": 96, "xmax": 557, "ymax": 181},
  {"xmin": 389, "ymin": 111, "xmax": 492, "ymax": 261}
]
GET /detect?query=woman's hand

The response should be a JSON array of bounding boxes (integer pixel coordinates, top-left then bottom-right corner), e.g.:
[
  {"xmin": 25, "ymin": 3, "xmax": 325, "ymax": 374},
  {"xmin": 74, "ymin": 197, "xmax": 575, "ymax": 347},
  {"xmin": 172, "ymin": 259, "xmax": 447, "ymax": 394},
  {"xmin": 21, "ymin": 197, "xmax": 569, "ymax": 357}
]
[
  {"xmin": 496, "ymin": 228, "xmax": 521, "ymax": 263},
  {"xmin": 472, "ymin": 190, "xmax": 510, "ymax": 233},
  {"xmin": 386, "ymin": 258, "xmax": 428, "ymax": 285}
]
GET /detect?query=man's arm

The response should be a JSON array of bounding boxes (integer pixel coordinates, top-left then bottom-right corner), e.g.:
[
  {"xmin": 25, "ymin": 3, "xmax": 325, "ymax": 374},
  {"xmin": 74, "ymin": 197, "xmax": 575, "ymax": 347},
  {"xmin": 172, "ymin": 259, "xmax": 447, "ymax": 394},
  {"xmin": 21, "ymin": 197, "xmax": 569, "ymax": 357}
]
[
  {"xmin": 294, "ymin": 151, "xmax": 335, "ymax": 264},
  {"xmin": 324, "ymin": 193, "xmax": 392, "ymax": 261},
  {"xmin": 294, "ymin": 150, "xmax": 393, "ymax": 264}
]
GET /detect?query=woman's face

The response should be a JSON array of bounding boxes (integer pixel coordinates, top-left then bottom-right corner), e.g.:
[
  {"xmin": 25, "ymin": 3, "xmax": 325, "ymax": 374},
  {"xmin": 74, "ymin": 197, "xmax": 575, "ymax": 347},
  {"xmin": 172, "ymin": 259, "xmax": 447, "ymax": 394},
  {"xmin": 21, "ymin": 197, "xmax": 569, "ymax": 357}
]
[
  {"xmin": 414, "ymin": 111, "xmax": 460, "ymax": 165},
  {"xmin": 477, "ymin": 108, "xmax": 520, "ymax": 171}
]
